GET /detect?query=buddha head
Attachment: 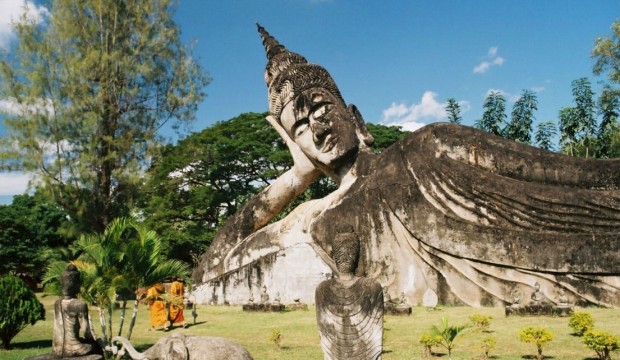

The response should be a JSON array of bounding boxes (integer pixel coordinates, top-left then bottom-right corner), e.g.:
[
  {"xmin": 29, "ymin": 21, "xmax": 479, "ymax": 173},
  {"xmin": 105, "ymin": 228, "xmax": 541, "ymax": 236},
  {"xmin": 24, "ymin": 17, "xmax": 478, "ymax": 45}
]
[
  {"xmin": 257, "ymin": 24, "xmax": 374, "ymax": 175},
  {"xmin": 61, "ymin": 264, "xmax": 81, "ymax": 299},
  {"xmin": 331, "ymin": 228, "xmax": 360, "ymax": 276}
]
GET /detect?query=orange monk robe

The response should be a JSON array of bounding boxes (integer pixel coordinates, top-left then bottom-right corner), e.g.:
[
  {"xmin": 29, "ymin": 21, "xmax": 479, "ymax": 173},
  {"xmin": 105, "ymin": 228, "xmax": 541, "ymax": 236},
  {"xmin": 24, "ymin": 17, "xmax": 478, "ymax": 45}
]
[
  {"xmin": 168, "ymin": 280, "xmax": 185, "ymax": 325},
  {"xmin": 146, "ymin": 284, "xmax": 168, "ymax": 328}
]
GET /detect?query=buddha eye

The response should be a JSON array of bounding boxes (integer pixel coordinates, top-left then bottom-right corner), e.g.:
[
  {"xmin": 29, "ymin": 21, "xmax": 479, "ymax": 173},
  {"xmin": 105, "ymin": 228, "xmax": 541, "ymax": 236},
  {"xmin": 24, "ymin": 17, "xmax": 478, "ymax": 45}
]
[
  {"xmin": 312, "ymin": 104, "xmax": 330, "ymax": 120},
  {"xmin": 293, "ymin": 119, "xmax": 309, "ymax": 138}
]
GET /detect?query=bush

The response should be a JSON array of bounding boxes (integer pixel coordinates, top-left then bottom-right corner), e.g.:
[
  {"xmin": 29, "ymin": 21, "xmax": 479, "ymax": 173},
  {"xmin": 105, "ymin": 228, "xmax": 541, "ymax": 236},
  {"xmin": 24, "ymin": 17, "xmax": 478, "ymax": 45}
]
[
  {"xmin": 269, "ymin": 328, "xmax": 283, "ymax": 349},
  {"xmin": 0, "ymin": 275, "xmax": 45, "ymax": 349},
  {"xmin": 469, "ymin": 313, "xmax": 492, "ymax": 331},
  {"xmin": 583, "ymin": 330, "xmax": 620, "ymax": 360},
  {"xmin": 419, "ymin": 332, "xmax": 442, "ymax": 358},
  {"xmin": 478, "ymin": 335, "xmax": 497, "ymax": 360},
  {"xmin": 519, "ymin": 326, "xmax": 554, "ymax": 360},
  {"xmin": 569, "ymin": 311, "xmax": 594, "ymax": 336}
]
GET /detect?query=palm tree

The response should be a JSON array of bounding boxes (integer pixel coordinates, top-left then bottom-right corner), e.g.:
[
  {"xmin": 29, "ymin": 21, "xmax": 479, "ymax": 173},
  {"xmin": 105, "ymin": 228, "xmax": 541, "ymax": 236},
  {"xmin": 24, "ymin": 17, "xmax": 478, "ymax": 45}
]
[{"xmin": 43, "ymin": 217, "xmax": 190, "ymax": 346}]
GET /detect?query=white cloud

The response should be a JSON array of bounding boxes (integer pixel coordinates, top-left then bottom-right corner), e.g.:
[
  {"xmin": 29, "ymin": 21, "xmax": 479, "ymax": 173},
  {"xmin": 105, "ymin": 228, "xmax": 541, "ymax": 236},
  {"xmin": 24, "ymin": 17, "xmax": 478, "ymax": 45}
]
[
  {"xmin": 473, "ymin": 46, "xmax": 505, "ymax": 74},
  {"xmin": 0, "ymin": 171, "xmax": 31, "ymax": 195},
  {"xmin": 0, "ymin": 97, "xmax": 54, "ymax": 117},
  {"xmin": 0, "ymin": 0, "xmax": 49, "ymax": 48},
  {"xmin": 485, "ymin": 88, "xmax": 519, "ymax": 102},
  {"xmin": 531, "ymin": 86, "xmax": 545, "ymax": 93},
  {"xmin": 381, "ymin": 91, "xmax": 470, "ymax": 131}
]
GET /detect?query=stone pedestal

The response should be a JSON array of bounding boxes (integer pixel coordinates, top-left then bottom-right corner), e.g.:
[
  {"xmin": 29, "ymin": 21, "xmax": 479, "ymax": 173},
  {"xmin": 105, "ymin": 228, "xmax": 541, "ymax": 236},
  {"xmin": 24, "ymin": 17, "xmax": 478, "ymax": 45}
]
[
  {"xmin": 386, "ymin": 305, "xmax": 412, "ymax": 316},
  {"xmin": 241, "ymin": 303, "xmax": 285, "ymax": 312}
]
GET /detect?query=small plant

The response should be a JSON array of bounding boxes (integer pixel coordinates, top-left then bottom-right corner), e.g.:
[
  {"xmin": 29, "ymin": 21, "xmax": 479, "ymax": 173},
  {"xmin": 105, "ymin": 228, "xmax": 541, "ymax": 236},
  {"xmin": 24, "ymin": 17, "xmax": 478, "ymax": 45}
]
[
  {"xmin": 569, "ymin": 311, "xmax": 594, "ymax": 336},
  {"xmin": 0, "ymin": 275, "xmax": 45, "ymax": 349},
  {"xmin": 419, "ymin": 332, "xmax": 442, "ymax": 358},
  {"xmin": 470, "ymin": 313, "xmax": 493, "ymax": 332},
  {"xmin": 478, "ymin": 335, "xmax": 496, "ymax": 360},
  {"xmin": 430, "ymin": 316, "xmax": 469, "ymax": 359},
  {"xmin": 269, "ymin": 328, "xmax": 283, "ymax": 349},
  {"xmin": 519, "ymin": 326, "xmax": 554, "ymax": 360},
  {"xmin": 582, "ymin": 329, "xmax": 620, "ymax": 360}
]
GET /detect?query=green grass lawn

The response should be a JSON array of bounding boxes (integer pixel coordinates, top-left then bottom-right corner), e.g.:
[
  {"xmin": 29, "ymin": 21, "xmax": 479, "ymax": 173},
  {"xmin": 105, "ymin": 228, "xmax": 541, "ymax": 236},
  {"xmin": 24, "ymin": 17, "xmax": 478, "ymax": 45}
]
[{"xmin": 3, "ymin": 294, "xmax": 620, "ymax": 359}]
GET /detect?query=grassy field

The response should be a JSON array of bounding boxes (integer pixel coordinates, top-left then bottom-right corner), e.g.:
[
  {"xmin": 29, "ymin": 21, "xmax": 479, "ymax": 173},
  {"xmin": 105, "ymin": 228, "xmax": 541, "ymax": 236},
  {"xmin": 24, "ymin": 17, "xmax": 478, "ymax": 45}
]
[{"xmin": 3, "ymin": 294, "xmax": 620, "ymax": 360}]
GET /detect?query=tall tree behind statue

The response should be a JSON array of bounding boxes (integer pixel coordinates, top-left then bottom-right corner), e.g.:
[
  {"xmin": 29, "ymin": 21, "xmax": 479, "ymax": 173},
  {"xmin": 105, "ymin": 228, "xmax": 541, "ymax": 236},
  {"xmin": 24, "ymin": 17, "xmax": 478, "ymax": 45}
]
[{"xmin": 0, "ymin": 0, "xmax": 209, "ymax": 233}]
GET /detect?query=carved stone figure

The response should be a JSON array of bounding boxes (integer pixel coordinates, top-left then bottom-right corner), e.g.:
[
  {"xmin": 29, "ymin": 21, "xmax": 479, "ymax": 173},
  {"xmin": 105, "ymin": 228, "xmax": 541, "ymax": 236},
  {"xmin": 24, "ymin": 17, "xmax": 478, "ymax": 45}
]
[
  {"xmin": 260, "ymin": 286, "xmax": 270, "ymax": 304},
  {"xmin": 111, "ymin": 334, "xmax": 253, "ymax": 360},
  {"xmin": 194, "ymin": 24, "xmax": 620, "ymax": 307},
  {"xmin": 315, "ymin": 230, "xmax": 383, "ymax": 359}
]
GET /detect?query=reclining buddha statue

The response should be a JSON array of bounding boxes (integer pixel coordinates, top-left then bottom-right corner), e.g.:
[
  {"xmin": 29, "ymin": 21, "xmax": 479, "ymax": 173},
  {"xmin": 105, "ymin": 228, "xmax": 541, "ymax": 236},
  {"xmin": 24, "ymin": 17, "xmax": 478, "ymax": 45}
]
[{"xmin": 193, "ymin": 24, "xmax": 620, "ymax": 307}]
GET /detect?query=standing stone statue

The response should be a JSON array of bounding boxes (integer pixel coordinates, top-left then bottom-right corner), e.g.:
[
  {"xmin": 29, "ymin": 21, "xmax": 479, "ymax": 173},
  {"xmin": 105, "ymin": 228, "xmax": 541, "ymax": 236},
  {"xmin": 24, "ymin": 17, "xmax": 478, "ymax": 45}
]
[
  {"xmin": 53, "ymin": 264, "xmax": 102, "ymax": 358},
  {"xmin": 315, "ymin": 230, "xmax": 383, "ymax": 360}
]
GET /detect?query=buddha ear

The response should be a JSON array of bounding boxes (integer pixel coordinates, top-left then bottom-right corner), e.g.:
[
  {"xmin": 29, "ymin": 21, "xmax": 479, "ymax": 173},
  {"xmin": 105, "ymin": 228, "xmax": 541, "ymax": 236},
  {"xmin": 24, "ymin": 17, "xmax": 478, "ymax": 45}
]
[{"xmin": 348, "ymin": 104, "xmax": 374, "ymax": 147}]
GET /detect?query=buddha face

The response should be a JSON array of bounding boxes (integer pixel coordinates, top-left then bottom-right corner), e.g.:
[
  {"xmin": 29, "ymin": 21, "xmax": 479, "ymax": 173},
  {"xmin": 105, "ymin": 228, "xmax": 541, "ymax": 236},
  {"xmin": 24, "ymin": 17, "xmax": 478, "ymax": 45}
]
[{"xmin": 280, "ymin": 87, "xmax": 360, "ymax": 171}]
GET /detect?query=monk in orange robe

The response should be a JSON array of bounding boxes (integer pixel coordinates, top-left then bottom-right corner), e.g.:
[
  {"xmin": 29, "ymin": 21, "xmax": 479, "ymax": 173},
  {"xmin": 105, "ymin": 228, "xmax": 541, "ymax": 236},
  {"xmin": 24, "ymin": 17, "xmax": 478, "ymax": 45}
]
[
  {"xmin": 168, "ymin": 277, "xmax": 187, "ymax": 328},
  {"xmin": 146, "ymin": 284, "xmax": 168, "ymax": 331}
]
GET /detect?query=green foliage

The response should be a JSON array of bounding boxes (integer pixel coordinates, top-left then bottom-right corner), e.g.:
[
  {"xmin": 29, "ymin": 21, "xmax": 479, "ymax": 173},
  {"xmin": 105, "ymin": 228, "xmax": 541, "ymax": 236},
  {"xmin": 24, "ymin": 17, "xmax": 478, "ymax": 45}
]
[
  {"xmin": 535, "ymin": 121, "xmax": 558, "ymax": 151},
  {"xmin": 419, "ymin": 332, "xmax": 442, "ymax": 358},
  {"xmin": 430, "ymin": 317, "xmax": 469, "ymax": 359},
  {"xmin": 519, "ymin": 326, "xmax": 554, "ymax": 360},
  {"xmin": 596, "ymin": 87, "xmax": 620, "ymax": 158},
  {"xmin": 478, "ymin": 335, "xmax": 496, "ymax": 360},
  {"xmin": 0, "ymin": 193, "xmax": 72, "ymax": 282},
  {"xmin": 568, "ymin": 311, "xmax": 595, "ymax": 336},
  {"xmin": 269, "ymin": 328, "xmax": 283, "ymax": 349},
  {"xmin": 445, "ymin": 98, "xmax": 462, "ymax": 124},
  {"xmin": 476, "ymin": 91, "xmax": 506, "ymax": 136},
  {"xmin": 0, "ymin": 275, "xmax": 45, "ymax": 349},
  {"xmin": 0, "ymin": 0, "xmax": 209, "ymax": 233},
  {"xmin": 592, "ymin": 18, "xmax": 620, "ymax": 84},
  {"xmin": 365, "ymin": 123, "xmax": 410, "ymax": 153},
  {"xmin": 559, "ymin": 78, "xmax": 597, "ymax": 157},
  {"xmin": 582, "ymin": 329, "xmax": 620, "ymax": 360},
  {"xmin": 505, "ymin": 90, "xmax": 537, "ymax": 144},
  {"xmin": 43, "ymin": 217, "xmax": 190, "ymax": 346},
  {"xmin": 469, "ymin": 313, "xmax": 492, "ymax": 331}
]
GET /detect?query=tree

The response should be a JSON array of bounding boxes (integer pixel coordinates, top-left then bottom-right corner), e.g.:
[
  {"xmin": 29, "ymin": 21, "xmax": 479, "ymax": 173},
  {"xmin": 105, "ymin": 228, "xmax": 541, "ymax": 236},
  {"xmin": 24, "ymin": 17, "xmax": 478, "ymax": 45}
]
[
  {"xmin": 592, "ymin": 18, "xmax": 620, "ymax": 86},
  {"xmin": 0, "ymin": 193, "xmax": 72, "ymax": 283},
  {"xmin": 445, "ymin": 98, "xmax": 462, "ymax": 124},
  {"xmin": 475, "ymin": 91, "xmax": 506, "ymax": 136},
  {"xmin": 559, "ymin": 106, "xmax": 580, "ymax": 156},
  {"xmin": 43, "ymin": 217, "xmax": 190, "ymax": 346},
  {"xmin": 505, "ymin": 90, "xmax": 537, "ymax": 144},
  {"xmin": 430, "ymin": 317, "xmax": 469, "ymax": 360},
  {"xmin": 0, "ymin": 275, "xmax": 45, "ymax": 349},
  {"xmin": 597, "ymin": 87, "xmax": 620, "ymax": 158},
  {"xmin": 0, "ymin": 0, "xmax": 209, "ymax": 234},
  {"xmin": 559, "ymin": 78, "xmax": 597, "ymax": 157},
  {"xmin": 535, "ymin": 121, "xmax": 557, "ymax": 151}
]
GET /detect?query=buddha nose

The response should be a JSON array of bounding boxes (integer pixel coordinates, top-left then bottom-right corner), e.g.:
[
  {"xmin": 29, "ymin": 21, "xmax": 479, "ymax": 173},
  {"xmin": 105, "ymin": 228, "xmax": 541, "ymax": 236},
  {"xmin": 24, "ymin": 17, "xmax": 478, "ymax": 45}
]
[{"xmin": 311, "ymin": 121, "xmax": 331, "ymax": 144}]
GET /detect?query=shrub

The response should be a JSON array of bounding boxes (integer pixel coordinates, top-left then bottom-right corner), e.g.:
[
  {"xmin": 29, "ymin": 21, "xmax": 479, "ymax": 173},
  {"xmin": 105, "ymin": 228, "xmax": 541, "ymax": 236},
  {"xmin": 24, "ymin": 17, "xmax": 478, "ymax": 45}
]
[
  {"xmin": 583, "ymin": 330, "xmax": 620, "ymax": 360},
  {"xmin": 478, "ymin": 335, "xmax": 497, "ymax": 360},
  {"xmin": 569, "ymin": 311, "xmax": 594, "ymax": 336},
  {"xmin": 0, "ymin": 275, "xmax": 45, "ymax": 349},
  {"xmin": 469, "ymin": 313, "xmax": 492, "ymax": 331},
  {"xmin": 419, "ymin": 332, "xmax": 442, "ymax": 358},
  {"xmin": 269, "ymin": 328, "xmax": 283, "ymax": 349},
  {"xmin": 519, "ymin": 326, "xmax": 554, "ymax": 360},
  {"xmin": 430, "ymin": 317, "xmax": 469, "ymax": 359}
]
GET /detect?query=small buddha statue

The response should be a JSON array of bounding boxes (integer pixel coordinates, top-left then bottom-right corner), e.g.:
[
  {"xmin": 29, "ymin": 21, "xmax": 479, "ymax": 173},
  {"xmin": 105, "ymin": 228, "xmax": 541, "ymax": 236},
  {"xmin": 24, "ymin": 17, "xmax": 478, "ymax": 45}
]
[
  {"xmin": 260, "ymin": 286, "xmax": 270, "ymax": 304},
  {"xmin": 529, "ymin": 282, "xmax": 547, "ymax": 303},
  {"xmin": 52, "ymin": 264, "xmax": 102, "ymax": 358},
  {"xmin": 397, "ymin": 292, "xmax": 408, "ymax": 308},
  {"xmin": 273, "ymin": 292, "xmax": 281, "ymax": 305},
  {"xmin": 557, "ymin": 290, "xmax": 569, "ymax": 307},
  {"xmin": 248, "ymin": 293, "xmax": 254, "ymax": 304},
  {"xmin": 315, "ymin": 230, "xmax": 383, "ymax": 359}
]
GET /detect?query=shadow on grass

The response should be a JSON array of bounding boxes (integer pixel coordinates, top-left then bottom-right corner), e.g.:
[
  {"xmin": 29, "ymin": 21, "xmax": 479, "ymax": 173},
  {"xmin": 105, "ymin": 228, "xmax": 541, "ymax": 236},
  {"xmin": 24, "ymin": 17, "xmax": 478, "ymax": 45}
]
[
  {"xmin": 9, "ymin": 339, "xmax": 52, "ymax": 350},
  {"xmin": 520, "ymin": 355, "xmax": 555, "ymax": 359}
]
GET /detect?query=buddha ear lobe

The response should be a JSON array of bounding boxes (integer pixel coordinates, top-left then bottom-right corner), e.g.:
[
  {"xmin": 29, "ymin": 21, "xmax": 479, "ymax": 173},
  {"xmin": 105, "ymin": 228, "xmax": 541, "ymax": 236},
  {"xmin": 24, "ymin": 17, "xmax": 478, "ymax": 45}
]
[{"xmin": 348, "ymin": 104, "xmax": 375, "ymax": 147}]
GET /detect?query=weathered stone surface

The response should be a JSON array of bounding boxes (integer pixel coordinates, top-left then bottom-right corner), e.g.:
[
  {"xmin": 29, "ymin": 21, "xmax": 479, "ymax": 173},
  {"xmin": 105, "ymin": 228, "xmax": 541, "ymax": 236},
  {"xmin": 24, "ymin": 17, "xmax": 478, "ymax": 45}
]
[
  {"xmin": 25, "ymin": 355, "xmax": 102, "ymax": 360},
  {"xmin": 315, "ymin": 231, "xmax": 384, "ymax": 360},
  {"xmin": 193, "ymin": 25, "xmax": 620, "ymax": 308},
  {"xmin": 112, "ymin": 334, "xmax": 253, "ymax": 360}
]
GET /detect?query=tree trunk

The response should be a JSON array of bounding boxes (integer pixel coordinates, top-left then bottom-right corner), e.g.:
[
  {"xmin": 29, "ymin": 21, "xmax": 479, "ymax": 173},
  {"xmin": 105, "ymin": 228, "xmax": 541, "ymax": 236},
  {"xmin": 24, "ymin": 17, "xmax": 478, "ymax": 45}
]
[
  {"xmin": 127, "ymin": 300, "xmax": 140, "ymax": 340},
  {"xmin": 118, "ymin": 300, "xmax": 127, "ymax": 336}
]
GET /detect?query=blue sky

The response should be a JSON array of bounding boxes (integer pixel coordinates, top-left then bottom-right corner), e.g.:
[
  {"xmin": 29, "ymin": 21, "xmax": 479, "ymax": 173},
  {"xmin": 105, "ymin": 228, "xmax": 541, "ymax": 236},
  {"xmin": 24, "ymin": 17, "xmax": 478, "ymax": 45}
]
[{"xmin": 1, "ymin": 0, "xmax": 619, "ymax": 204}]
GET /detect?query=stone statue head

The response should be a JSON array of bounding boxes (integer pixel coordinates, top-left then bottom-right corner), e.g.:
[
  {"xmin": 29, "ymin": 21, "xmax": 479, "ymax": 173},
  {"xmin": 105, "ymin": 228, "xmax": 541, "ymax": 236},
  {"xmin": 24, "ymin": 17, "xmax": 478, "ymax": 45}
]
[
  {"xmin": 331, "ymin": 229, "xmax": 360, "ymax": 276},
  {"xmin": 257, "ymin": 24, "xmax": 374, "ymax": 173},
  {"xmin": 61, "ymin": 264, "xmax": 81, "ymax": 298}
]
